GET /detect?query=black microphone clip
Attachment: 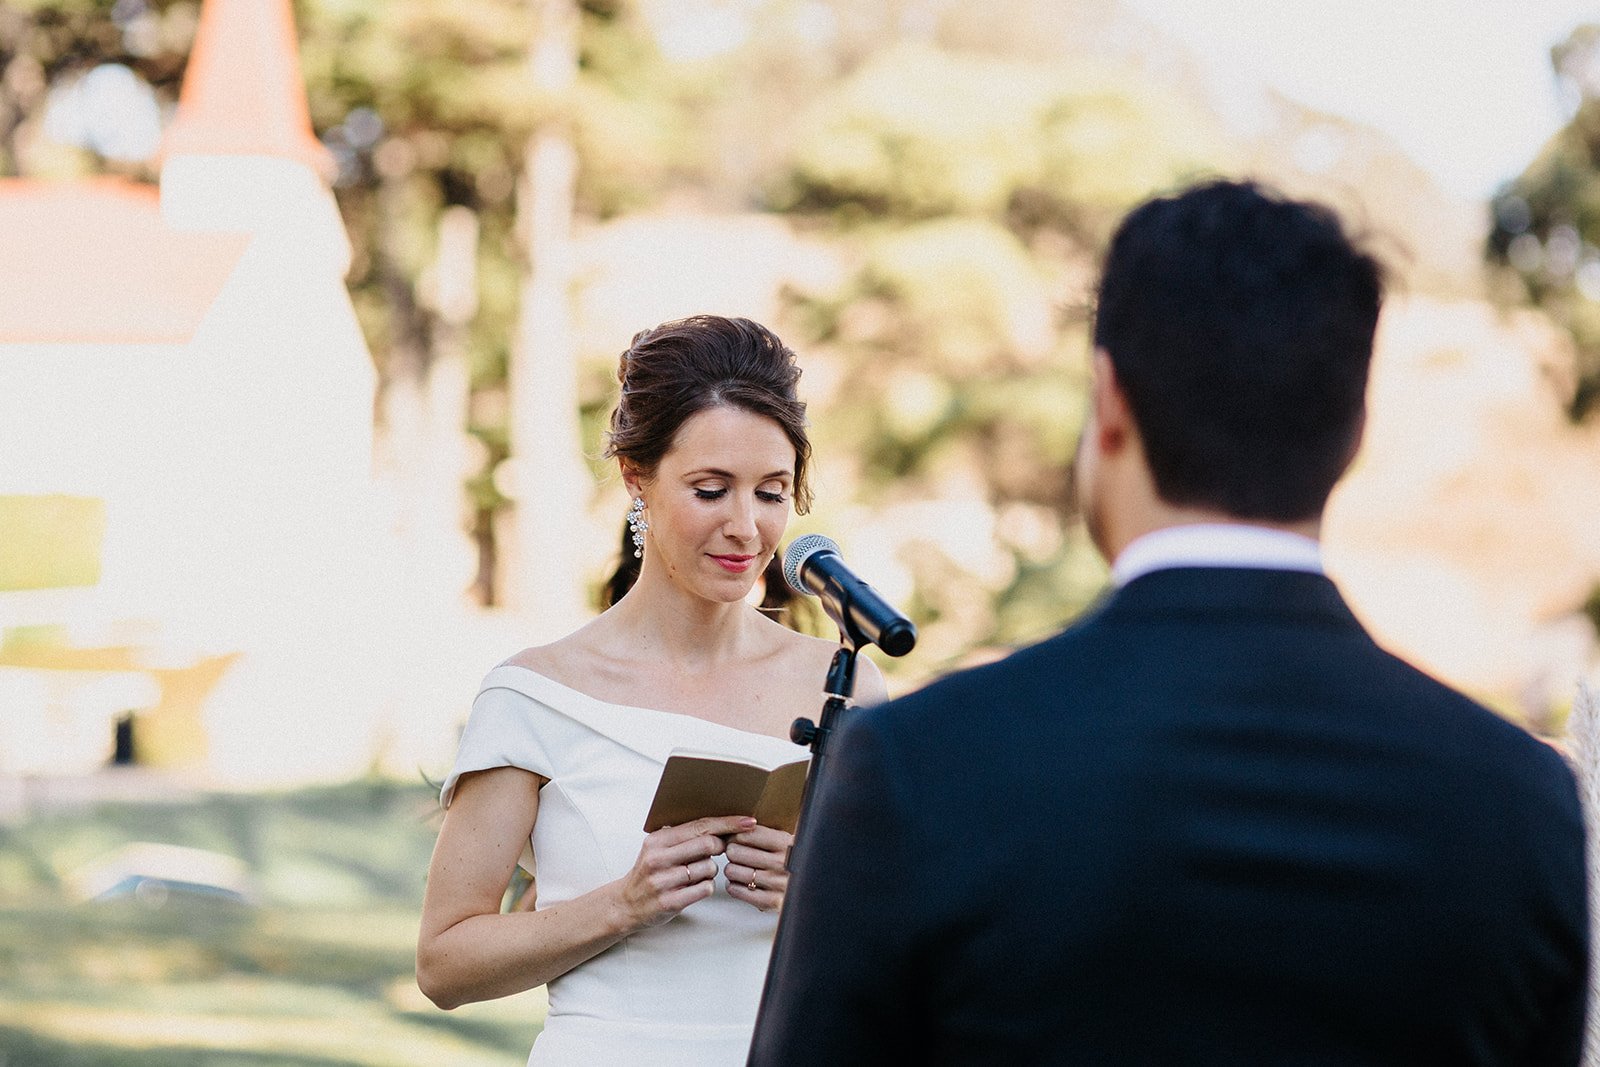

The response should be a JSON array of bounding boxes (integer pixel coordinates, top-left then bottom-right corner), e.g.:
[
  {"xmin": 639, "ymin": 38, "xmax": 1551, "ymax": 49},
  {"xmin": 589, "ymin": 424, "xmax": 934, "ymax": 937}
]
[{"xmin": 782, "ymin": 534, "xmax": 917, "ymax": 657}]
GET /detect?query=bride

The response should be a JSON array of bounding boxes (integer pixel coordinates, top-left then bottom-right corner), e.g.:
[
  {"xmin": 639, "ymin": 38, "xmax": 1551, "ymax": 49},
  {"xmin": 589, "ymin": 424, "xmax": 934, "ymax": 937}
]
[{"xmin": 417, "ymin": 315, "xmax": 886, "ymax": 1064}]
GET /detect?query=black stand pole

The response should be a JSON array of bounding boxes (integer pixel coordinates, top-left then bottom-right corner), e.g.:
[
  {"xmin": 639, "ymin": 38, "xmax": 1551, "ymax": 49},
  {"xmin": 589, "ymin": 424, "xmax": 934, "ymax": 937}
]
[
  {"xmin": 750, "ymin": 629, "xmax": 864, "ymax": 1055},
  {"xmin": 784, "ymin": 640, "xmax": 859, "ymax": 866}
]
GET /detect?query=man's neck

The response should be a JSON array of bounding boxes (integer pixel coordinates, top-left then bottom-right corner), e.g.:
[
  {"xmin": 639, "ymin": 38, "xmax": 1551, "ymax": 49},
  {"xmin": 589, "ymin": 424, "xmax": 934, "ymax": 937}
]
[{"xmin": 1104, "ymin": 504, "xmax": 1322, "ymax": 565}]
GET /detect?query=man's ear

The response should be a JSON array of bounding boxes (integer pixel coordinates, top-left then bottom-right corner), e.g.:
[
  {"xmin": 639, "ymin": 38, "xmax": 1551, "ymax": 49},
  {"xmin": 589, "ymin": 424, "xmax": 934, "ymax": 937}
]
[
  {"xmin": 1091, "ymin": 350, "xmax": 1133, "ymax": 455},
  {"xmin": 1338, "ymin": 403, "xmax": 1367, "ymax": 474}
]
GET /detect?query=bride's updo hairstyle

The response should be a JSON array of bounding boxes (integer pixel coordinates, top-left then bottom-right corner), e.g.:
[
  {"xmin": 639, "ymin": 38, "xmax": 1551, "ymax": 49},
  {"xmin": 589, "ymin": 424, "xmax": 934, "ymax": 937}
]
[{"xmin": 600, "ymin": 315, "xmax": 815, "ymax": 615}]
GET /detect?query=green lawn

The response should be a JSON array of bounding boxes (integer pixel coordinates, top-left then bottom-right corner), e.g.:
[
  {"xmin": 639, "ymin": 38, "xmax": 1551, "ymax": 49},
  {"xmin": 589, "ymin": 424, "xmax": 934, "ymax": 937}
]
[{"xmin": 0, "ymin": 779, "xmax": 545, "ymax": 1066}]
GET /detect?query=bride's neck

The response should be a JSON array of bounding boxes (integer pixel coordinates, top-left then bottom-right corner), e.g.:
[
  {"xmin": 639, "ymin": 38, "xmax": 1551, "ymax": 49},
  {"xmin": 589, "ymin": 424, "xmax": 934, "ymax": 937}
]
[{"xmin": 609, "ymin": 576, "xmax": 760, "ymax": 671}]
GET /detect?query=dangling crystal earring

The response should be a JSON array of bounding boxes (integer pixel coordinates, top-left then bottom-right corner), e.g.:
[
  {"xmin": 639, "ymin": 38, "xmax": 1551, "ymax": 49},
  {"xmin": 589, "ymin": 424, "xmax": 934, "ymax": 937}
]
[{"xmin": 627, "ymin": 497, "xmax": 649, "ymax": 559}]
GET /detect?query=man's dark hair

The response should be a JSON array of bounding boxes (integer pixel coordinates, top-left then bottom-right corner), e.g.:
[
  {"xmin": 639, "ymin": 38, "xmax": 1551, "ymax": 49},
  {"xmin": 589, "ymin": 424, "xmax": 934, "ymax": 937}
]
[{"xmin": 1092, "ymin": 179, "xmax": 1384, "ymax": 521}]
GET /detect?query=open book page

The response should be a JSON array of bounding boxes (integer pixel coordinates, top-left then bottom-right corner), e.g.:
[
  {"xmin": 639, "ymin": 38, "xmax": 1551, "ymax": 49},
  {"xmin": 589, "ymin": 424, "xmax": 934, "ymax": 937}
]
[{"xmin": 643, "ymin": 747, "xmax": 810, "ymax": 834}]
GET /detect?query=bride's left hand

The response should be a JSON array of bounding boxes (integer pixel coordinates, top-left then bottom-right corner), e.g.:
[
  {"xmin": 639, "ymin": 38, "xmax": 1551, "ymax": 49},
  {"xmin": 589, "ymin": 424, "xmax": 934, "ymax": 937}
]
[{"xmin": 723, "ymin": 825, "xmax": 793, "ymax": 912}]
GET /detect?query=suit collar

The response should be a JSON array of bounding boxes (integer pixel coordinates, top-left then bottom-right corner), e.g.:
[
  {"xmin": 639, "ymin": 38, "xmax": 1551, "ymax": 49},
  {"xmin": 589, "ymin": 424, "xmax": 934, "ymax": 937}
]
[
  {"xmin": 1112, "ymin": 524, "xmax": 1323, "ymax": 586},
  {"xmin": 1095, "ymin": 566, "xmax": 1363, "ymax": 629}
]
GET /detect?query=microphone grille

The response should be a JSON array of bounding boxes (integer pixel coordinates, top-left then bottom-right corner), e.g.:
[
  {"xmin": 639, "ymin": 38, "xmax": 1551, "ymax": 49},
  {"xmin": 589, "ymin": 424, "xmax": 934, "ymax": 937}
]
[{"xmin": 782, "ymin": 534, "xmax": 840, "ymax": 596}]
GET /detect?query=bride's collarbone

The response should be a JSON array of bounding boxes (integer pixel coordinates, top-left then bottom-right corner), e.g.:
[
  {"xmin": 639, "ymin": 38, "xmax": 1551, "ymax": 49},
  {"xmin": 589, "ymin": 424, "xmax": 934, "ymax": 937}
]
[
  {"xmin": 633, "ymin": 671, "xmax": 784, "ymax": 718},
  {"xmin": 517, "ymin": 638, "xmax": 831, "ymax": 730},
  {"xmin": 625, "ymin": 671, "xmax": 818, "ymax": 736}
]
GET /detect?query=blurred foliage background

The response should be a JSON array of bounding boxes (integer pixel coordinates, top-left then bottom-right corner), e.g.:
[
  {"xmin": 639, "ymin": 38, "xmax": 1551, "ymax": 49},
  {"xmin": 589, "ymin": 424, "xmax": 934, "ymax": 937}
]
[
  {"xmin": 4, "ymin": 0, "xmax": 1600, "ymax": 1061},
  {"xmin": 1488, "ymin": 23, "xmax": 1600, "ymax": 422},
  {"xmin": 6, "ymin": 0, "xmax": 1554, "ymax": 674}
]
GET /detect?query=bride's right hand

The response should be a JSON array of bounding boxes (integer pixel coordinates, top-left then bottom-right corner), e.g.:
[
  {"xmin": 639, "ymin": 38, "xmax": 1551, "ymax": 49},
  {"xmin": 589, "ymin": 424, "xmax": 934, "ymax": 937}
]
[{"xmin": 617, "ymin": 815, "xmax": 755, "ymax": 928}]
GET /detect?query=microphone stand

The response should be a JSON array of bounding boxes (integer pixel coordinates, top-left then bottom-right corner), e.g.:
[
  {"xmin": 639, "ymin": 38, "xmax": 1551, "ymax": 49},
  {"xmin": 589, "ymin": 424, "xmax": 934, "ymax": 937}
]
[
  {"xmin": 751, "ymin": 618, "xmax": 866, "ymax": 1046},
  {"xmin": 785, "ymin": 624, "xmax": 863, "ymax": 854}
]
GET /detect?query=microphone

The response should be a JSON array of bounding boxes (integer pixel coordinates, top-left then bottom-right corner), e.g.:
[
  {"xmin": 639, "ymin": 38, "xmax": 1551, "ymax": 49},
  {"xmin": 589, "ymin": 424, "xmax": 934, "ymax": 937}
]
[{"xmin": 782, "ymin": 534, "xmax": 917, "ymax": 657}]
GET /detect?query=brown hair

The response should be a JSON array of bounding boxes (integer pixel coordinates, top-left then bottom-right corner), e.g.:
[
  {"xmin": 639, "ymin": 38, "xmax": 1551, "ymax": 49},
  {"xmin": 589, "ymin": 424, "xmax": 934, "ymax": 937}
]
[{"xmin": 600, "ymin": 315, "xmax": 815, "ymax": 617}]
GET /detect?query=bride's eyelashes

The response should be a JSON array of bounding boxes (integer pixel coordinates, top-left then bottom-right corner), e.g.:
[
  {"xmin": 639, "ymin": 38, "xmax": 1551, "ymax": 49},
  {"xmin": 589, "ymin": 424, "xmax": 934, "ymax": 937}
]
[{"xmin": 691, "ymin": 487, "xmax": 789, "ymax": 503}]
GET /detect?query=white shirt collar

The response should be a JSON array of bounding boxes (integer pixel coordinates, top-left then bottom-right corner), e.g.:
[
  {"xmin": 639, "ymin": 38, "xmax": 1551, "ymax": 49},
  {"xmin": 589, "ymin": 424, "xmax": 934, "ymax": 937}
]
[{"xmin": 1111, "ymin": 523, "xmax": 1324, "ymax": 587}]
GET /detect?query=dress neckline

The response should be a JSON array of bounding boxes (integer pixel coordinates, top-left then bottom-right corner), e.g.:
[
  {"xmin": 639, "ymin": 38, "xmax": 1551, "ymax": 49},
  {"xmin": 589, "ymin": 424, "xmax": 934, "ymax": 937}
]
[{"xmin": 486, "ymin": 662, "xmax": 799, "ymax": 747}]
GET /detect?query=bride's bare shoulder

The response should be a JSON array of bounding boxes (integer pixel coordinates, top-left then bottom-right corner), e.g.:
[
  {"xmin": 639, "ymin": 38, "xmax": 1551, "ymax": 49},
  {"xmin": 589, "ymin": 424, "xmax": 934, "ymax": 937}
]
[{"xmin": 499, "ymin": 627, "xmax": 611, "ymax": 688}]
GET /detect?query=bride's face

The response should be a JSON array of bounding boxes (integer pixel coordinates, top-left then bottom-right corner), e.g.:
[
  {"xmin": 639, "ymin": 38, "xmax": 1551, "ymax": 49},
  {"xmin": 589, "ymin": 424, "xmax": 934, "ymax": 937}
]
[{"xmin": 629, "ymin": 405, "xmax": 796, "ymax": 605}]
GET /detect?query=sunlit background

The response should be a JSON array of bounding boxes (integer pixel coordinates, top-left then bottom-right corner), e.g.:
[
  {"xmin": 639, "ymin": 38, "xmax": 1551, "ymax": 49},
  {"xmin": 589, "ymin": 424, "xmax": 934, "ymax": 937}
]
[{"xmin": 2, "ymin": 0, "xmax": 1599, "ymax": 1062}]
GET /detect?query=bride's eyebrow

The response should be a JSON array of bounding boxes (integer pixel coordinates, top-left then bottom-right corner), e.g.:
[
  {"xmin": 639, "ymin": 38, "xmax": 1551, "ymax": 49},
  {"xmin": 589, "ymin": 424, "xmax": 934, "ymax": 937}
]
[{"xmin": 683, "ymin": 467, "xmax": 793, "ymax": 480}]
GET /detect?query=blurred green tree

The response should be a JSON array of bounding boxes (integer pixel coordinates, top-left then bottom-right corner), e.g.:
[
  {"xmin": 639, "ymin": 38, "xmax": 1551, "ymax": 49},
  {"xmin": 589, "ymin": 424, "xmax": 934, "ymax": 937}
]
[
  {"xmin": 774, "ymin": 43, "xmax": 1229, "ymax": 241},
  {"xmin": 1487, "ymin": 23, "xmax": 1600, "ymax": 422},
  {"xmin": 0, "ymin": 0, "xmax": 192, "ymax": 177},
  {"xmin": 769, "ymin": 39, "xmax": 1235, "ymax": 663}
]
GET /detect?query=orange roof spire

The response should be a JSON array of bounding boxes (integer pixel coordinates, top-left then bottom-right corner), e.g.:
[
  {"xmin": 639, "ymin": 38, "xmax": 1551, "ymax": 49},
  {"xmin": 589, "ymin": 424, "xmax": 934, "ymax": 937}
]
[{"xmin": 160, "ymin": 0, "xmax": 334, "ymax": 179}]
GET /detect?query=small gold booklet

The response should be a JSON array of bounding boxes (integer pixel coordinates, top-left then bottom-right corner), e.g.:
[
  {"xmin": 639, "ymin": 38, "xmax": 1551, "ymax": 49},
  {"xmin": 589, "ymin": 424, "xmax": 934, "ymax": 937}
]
[{"xmin": 642, "ymin": 748, "xmax": 811, "ymax": 834}]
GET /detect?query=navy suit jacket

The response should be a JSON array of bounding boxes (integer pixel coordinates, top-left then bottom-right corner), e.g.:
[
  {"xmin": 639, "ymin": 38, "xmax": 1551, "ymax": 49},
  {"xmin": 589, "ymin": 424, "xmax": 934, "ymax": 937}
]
[{"xmin": 749, "ymin": 567, "xmax": 1588, "ymax": 1065}]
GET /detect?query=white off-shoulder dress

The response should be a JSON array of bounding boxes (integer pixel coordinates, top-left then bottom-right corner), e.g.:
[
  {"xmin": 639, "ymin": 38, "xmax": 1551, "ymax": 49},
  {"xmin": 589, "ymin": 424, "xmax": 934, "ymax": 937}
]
[{"xmin": 440, "ymin": 664, "xmax": 810, "ymax": 1066}]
